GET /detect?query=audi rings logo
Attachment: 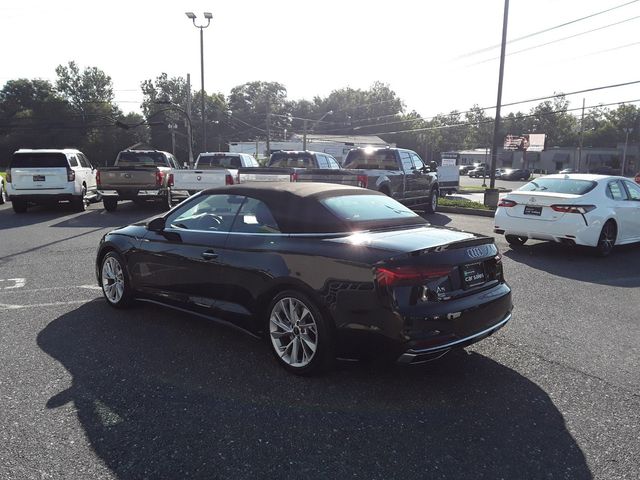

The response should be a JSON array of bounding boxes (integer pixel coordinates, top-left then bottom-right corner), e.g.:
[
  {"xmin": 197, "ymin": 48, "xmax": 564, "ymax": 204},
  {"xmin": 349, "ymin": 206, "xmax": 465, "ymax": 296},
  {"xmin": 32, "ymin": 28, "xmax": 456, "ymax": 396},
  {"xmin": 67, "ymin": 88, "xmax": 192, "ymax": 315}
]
[{"xmin": 466, "ymin": 246, "xmax": 489, "ymax": 259}]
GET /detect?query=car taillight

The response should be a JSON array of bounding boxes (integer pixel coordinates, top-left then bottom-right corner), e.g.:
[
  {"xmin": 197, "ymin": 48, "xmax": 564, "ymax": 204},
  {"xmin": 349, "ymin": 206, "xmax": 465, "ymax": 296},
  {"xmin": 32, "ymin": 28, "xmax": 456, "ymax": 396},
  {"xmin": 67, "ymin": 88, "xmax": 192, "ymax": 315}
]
[
  {"xmin": 96, "ymin": 170, "xmax": 101, "ymax": 187},
  {"xmin": 67, "ymin": 168, "xmax": 75, "ymax": 182},
  {"xmin": 156, "ymin": 171, "xmax": 165, "ymax": 186},
  {"xmin": 357, "ymin": 174, "xmax": 368, "ymax": 188},
  {"xmin": 168, "ymin": 173, "xmax": 174, "ymax": 187},
  {"xmin": 550, "ymin": 204, "xmax": 596, "ymax": 214},
  {"xmin": 497, "ymin": 199, "xmax": 517, "ymax": 207},
  {"xmin": 6, "ymin": 171, "xmax": 11, "ymax": 183},
  {"xmin": 225, "ymin": 174, "xmax": 234, "ymax": 185},
  {"xmin": 375, "ymin": 265, "xmax": 452, "ymax": 288},
  {"xmin": 290, "ymin": 172, "xmax": 299, "ymax": 182}
]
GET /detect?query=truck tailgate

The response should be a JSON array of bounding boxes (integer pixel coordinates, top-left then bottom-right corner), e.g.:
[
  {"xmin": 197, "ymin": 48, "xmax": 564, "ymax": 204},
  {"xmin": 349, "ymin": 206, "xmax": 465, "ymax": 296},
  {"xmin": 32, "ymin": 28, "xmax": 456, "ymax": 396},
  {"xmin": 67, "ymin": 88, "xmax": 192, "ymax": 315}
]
[
  {"xmin": 237, "ymin": 167, "xmax": 293, "ymax": 183},
  {"xmin": 173, "ymin": 169, "xmax": 232, "ymax": 190},
  {"xmin": 98, "ymin": 168, "xmax": 159, "ymax": 189}
]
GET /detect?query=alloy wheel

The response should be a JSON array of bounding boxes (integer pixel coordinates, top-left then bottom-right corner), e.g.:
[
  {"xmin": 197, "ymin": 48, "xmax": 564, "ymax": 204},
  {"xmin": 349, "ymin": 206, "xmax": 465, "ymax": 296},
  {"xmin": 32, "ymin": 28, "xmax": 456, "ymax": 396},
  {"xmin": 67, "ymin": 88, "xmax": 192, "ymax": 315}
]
[
  {"xmin": 597, "ymin": 222, "xmax": 616, "ymax": 256},
  {"xmin": 269, "ymin": 297, "xmax": 318, "ymax": 368},
  {"xmin": 102, "ymin": 256, "xmax": 125, "ymax": 304}
]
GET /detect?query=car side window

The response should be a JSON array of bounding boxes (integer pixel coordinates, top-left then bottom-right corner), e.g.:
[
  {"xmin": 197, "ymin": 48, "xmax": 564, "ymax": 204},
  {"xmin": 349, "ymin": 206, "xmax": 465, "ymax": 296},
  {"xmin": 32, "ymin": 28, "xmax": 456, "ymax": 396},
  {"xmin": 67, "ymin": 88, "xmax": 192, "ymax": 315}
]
[
  {"xmin": 410, "ymin": 153, "xmax": 425, "ymax": 170},
  {"xmin": 400, "ymin": 152, "xmax": 413, "ymax": 171},
  {"xmin": 231, "ymin": 197, "xmax": 281, "ymax": 234},
  {"xmin": 166, "ymin": 194, "xmax": 244, "ymax": 232},
  {"xmin": 624, "ymin": 180, "xmax": 640, "ymax": 200},
  {"xmin": 327, "ymin": 156, "xmax": 340, "ymax": 169},
  {"xmin": 68, "ymin": 155, "xmax": 79, "ymax": 167},
  {"xmin": 607, "ymin": 181, "xmax": 628, "ymax": 200},
  {"xmin": 77, "ymin": 154, "xmax": 90, "ymax": 168},
  {"xmin": 316, "ymin": 155, "xmax": 328, "ymax": 169}
]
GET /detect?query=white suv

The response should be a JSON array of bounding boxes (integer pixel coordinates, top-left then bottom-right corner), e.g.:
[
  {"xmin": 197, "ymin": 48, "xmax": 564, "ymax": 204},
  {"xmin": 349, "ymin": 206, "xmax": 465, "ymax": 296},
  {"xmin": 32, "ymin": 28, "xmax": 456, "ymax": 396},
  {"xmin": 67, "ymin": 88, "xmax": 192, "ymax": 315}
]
[{"xmin": 5, "ymin": 149, "xmax": 98, "ymax": 213}]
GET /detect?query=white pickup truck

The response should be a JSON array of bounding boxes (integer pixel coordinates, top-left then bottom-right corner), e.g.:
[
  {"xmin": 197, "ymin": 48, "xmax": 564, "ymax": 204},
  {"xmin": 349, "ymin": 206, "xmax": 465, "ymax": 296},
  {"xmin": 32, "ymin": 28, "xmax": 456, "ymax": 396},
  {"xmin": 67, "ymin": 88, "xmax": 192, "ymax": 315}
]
[{"xmin": 170, "ymin": 152, "xmax": 259, "ymax": 203}]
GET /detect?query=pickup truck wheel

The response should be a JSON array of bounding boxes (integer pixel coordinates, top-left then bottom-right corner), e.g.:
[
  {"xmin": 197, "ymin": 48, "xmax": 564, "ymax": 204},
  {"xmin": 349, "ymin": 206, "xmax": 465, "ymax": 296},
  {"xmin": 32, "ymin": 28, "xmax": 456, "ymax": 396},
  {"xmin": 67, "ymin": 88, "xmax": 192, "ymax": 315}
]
[
  {"xmin": 103, "ymin": 197, "xmax": 118, "ymax": 212},
  {"xmin": 425, "ymin": 189, "xmax": 438, "ymax": 214},
  {"xmin": 12, "ymin": 198, "xmax": 28, "ymax": 213},
  {"xmin": 165, "ymin": 189, "xmax": 173, "ymax": 210},
  {"xmin": 0, "ymin": 180, "xmax": 6, "ymax": 205},
  {"xmin": 379, "ymin": 186, "xmax": 391, "ymax": 197}
]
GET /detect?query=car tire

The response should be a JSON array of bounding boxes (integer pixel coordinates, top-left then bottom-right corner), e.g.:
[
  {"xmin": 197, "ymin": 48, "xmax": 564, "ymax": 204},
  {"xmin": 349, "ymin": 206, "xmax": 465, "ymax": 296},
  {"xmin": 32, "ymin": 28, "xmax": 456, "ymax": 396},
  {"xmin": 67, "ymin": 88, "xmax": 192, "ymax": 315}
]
[
  {"xmin": 595, "ymin": 221, "xmax": 616, "ymax": 257},
  {"xmin": 12, "ymin": 198, "xmax": 28, "ymax": 213},
  {"xmin": 165, "ymin": 189, "xmax": 173, "ymax": 210},
  {"xmin": 72, "ymin": 186, "xmax": 87, "ymax": 212},
  {"xmin": 267, "ymin": 290, "xmax": 335, "ymax": 376},
  {"xmin": 506, "ymin": 235, "xmax": 527, "ymax": 246},
  {"xmin": 0, "ymin": 180, "xmax": 6, "ymax": 205},
  {"xmin": 425, "ymin": 189, "xmax": 438, "ymax": 214},
  {"xmin": 100, "ymin": 251, "xmax": 134, "ymax": 308},
  {"xmin": 103, "ymin": 197, "xmax": 118, "ymax": 212}
]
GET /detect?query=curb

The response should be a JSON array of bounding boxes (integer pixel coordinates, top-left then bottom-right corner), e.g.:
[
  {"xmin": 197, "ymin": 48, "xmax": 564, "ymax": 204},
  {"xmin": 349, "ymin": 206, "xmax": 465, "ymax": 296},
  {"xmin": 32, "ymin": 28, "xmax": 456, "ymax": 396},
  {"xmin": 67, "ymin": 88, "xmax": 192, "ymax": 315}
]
[
  {"xmin": 457, "ymin": 188, "xmax": 512, "ymax": 194},
  {"xmin": 437, "ymin": 206, "xmax": 496, "ymax": 217}
]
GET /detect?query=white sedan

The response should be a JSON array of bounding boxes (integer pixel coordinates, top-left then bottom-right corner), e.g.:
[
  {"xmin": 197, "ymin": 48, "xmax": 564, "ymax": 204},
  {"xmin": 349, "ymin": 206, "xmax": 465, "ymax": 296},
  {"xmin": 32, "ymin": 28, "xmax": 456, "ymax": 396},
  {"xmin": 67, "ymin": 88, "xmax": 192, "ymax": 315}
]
[{"xmin": 494, "ymin": 174, "xmax": 640, "ymax": 256}]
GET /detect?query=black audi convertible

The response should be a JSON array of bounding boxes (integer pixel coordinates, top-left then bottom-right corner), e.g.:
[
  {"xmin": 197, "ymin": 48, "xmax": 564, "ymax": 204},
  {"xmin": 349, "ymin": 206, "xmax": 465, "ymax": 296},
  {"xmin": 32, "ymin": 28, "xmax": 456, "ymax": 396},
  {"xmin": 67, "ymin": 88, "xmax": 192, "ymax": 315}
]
[{"xmin": 96, "ymin": 183, "xmax": 512, "ymax": 375}]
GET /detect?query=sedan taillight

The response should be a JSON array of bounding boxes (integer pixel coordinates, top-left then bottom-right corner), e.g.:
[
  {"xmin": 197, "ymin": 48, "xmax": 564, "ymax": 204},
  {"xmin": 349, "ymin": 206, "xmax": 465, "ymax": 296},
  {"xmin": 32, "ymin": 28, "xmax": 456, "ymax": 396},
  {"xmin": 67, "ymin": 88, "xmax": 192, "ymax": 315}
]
[
  {"xmin": 550, "ymin": 204, "xmax": 596, "ymax": 214},
  {"xmin": 375, "ymin": 265, "xmax": 452, "ymax": 287},
  {"xmin": 497, "ymin": 199, "xmax": 517, "ymax": 207}
]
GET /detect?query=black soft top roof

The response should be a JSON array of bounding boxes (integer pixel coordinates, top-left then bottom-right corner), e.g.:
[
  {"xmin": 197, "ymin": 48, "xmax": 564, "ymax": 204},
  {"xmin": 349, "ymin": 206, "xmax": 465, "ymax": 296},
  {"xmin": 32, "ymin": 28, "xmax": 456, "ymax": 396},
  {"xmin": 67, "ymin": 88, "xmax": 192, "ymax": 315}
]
[{"xmin": 201, "ymin": 183, "xmax": 385, "ymax": 233}]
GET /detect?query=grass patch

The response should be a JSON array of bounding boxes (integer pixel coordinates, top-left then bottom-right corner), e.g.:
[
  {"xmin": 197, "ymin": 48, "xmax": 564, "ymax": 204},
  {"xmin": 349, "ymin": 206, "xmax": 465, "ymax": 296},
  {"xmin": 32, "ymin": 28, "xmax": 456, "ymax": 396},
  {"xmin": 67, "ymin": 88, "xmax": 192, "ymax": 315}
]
[{"xmin": 439, "ymin": 197, "xmax": 493, "ymax": 210}]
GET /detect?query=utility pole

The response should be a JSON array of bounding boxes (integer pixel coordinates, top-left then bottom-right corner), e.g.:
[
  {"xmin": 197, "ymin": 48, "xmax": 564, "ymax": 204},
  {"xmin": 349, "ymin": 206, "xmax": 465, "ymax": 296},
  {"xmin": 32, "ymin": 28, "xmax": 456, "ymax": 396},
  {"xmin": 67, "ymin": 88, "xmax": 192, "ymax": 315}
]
[
  {"xmin": 577, "ymin": 98, "xmax": 585, "ymax": 172},
  {"xmin": 486, "ymin": 0, "xmax": 510, "ymax": 206},
  {"xmin": 266, "ymin": 104, "xmax": 271, "ymax": 159},
  {"xmin": 621, "ymin": 127, "xmax": 632, "ymax": 176},
  {"xmin": 303, "ymin": 119, "xmax": 308, "ymax": 150},
  {"xmin": 168, "ymin": 123, "xmax": 178, "ymax": 155}
]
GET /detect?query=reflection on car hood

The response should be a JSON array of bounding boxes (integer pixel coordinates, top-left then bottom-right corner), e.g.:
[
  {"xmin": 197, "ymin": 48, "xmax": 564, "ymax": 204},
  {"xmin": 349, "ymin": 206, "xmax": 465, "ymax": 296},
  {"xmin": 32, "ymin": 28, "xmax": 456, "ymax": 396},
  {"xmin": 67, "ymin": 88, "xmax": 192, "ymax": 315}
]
[{"xmin": 330, "ymin": 225, "xmax": 485, "ymax": 252}]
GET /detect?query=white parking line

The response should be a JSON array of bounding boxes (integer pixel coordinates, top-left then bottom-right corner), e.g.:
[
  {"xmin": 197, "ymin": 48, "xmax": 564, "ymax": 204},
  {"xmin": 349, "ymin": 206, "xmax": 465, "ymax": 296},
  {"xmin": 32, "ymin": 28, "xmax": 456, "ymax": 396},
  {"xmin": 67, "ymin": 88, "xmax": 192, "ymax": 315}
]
[
  {"xmin": 0, "ymin": 284, "xmax": 101, "ymax": 294},
  {"xmin": 0, "ymin": 278, "xmax": 26, "ymax": 290}
]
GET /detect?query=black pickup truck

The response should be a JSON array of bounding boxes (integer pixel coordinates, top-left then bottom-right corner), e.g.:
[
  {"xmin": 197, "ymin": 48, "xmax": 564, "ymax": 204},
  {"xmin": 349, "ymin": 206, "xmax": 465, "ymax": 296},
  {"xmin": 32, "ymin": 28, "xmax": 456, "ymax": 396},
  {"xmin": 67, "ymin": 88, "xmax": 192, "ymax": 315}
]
[{"xmin": 342, "ymin": 147, "xmax": 439, "ymax": 213}]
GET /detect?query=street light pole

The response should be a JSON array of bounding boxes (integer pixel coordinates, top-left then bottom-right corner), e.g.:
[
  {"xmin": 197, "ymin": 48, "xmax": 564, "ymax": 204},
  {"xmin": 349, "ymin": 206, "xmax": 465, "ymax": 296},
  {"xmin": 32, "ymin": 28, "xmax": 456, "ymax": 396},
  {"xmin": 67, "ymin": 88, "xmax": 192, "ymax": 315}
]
[
  {"xmin": 621, "ymin": 127, "xmax": 632, "ymax": 176},
  {"xmin": 185, "ymin": 11, "xmax": 212, "ymax": 154}
]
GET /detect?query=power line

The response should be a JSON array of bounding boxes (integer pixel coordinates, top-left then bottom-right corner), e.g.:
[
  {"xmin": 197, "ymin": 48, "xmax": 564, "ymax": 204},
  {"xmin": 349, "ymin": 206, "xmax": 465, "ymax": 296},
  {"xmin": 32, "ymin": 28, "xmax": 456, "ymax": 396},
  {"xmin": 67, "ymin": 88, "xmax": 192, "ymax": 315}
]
[
  {"xmin": 471, "ymin": 15, "xmax": 640, "ymax": 65},
  {"xmin": 457, "ymin": 0, "xmax": 640, "ymax": 59},
  {"xmin": 365, "ymin": 98, "xmax": 640, "ymax": 136}
]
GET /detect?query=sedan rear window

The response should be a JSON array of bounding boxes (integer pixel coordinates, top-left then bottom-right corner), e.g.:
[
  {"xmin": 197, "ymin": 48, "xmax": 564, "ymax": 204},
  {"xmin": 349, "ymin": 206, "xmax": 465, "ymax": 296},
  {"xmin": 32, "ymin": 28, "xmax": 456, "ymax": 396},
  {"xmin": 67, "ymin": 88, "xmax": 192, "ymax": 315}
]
[
  {"xmin": 320, "ymin": 194, "xmax": 425, "ymax": 227},
  {"xmin": 519, "ymin": 178, "xmax": 597, "ymax": 195},
  {"xmin": 10, "ymin": 152, "xmax": 68, "ymax": 168}
]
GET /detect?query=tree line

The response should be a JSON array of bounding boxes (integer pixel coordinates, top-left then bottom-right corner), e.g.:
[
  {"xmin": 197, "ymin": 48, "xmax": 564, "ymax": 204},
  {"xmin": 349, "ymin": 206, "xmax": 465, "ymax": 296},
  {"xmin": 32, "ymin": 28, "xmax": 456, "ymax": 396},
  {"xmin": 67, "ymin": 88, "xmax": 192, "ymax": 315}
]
[{"xmin": 1, "ymin": 62, "xmax": 638, "ymax": 167}]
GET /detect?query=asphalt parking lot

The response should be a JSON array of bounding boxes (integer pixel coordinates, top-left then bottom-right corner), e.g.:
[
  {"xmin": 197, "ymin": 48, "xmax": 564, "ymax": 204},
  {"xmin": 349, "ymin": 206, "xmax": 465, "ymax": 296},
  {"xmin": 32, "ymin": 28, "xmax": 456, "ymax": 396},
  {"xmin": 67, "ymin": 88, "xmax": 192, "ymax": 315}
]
[{"xmin": 1, "ymin": 200, "xmax": 638, "ymax": 479}]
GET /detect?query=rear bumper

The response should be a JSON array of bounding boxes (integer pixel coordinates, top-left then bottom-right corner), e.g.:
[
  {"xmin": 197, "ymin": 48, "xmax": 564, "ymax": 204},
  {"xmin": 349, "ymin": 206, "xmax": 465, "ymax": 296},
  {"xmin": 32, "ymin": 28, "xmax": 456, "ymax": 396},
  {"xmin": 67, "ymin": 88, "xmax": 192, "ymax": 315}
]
[
  {"xmin": 397, "ymin": 312, "xmax": 511, "ymax": 364},
  {"xmin": 494, "ymin": 210, "xmax": 602, "ymax": 247},
  {"xmin": 99, "ymin": 189, "xmax": 167, "ymax": 199}
]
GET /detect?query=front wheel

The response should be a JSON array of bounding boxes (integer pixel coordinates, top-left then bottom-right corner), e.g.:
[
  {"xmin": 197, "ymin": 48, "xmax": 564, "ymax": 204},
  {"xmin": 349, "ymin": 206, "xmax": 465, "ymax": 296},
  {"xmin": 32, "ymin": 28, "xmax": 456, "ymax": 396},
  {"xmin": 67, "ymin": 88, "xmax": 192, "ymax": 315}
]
[
  {"xmin": 267, "ymin": 290, "xmax": 335, "ymax": 376},
  {"xmin": 100, "ymin": 251, "xmax": 134, "ymax": 308},
  {"xmin": 595, "ymin": 221, "xmax": 616, "ymax": 257}
]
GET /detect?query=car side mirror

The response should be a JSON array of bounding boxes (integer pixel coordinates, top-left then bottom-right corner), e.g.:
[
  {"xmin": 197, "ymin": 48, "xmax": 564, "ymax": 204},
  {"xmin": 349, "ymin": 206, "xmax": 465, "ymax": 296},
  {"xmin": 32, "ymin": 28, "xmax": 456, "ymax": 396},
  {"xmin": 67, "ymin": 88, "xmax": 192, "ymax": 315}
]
[{"xmin": 147, "ymin": 217, "xmax": 166, "ymax": 232}]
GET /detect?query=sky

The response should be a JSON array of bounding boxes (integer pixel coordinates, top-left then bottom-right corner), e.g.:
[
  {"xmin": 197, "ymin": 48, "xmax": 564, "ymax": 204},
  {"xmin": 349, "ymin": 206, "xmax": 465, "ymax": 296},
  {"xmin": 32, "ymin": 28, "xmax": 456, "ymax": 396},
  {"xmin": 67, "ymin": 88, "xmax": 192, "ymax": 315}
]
[{"xmin": 1, "ymin": 0, "xmax": 639, "ymax": 121}]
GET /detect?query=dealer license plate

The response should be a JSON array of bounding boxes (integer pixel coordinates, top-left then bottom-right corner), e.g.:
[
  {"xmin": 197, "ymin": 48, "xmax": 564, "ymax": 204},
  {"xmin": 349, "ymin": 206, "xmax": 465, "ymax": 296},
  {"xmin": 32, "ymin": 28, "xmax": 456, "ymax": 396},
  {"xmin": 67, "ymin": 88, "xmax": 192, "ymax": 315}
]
[
  {"xmin": 33, "ymin": 175, "xmax": 45, "ymax": 182},
  {"xmin": 461, "ymin": 262, "xmax": 486, "ymax": 289},
  {"xmin": 524, "ymin": 205, "xmax": 542, "ymax": 216}
]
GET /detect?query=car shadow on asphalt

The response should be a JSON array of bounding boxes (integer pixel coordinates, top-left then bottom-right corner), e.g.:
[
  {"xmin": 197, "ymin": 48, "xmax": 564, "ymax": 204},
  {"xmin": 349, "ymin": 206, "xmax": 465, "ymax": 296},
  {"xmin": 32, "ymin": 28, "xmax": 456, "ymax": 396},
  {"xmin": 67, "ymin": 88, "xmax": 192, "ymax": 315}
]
[
  {"xmin": 0, "ymin": 201, "xmax": 164, "ymax": 230},
  {"xmin": 503, "ymin": 241, "xmax": 640, "ymax": 287},
  {"xmin": 38, "ymin": 301, "xmax": 592, "ymax": 480}
]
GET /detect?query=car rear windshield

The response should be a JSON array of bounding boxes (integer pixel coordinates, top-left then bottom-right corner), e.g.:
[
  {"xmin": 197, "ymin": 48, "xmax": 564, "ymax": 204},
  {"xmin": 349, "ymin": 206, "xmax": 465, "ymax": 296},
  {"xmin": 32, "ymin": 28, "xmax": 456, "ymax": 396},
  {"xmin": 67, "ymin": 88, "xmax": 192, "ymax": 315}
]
[
  {"xmin": 343, "ymin": 150, "xmax": 399, "ymax": 170},
  {"xmin": 10, "ymin": 152, "xmax": 68, "ymax": 168},
  {"xmin": 268, "ymin": 153, "xmax": 314, "ymax": 168},
  {"xmin": 197, "ymin": 155, "xmax": 242, "ymax": 169},
  {"xmin": 519, "ymin": 178, "xmax": 597, "ymax": 195},
  {"xmin": 320, "ymin": 194, "xmax": 426, "ymax": 228},
  {"xmin": 117, "ymin": 151, "xmax": 169, "ymax": 166}
]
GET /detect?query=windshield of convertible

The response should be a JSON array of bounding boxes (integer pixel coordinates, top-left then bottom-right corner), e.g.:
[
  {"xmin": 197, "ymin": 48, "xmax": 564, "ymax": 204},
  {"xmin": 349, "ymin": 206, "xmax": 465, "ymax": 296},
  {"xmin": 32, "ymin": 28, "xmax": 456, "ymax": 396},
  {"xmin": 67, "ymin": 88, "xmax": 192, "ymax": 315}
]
[{"xmin": 320, "ymin": 194, "xmax": 426, "ymax": 228}]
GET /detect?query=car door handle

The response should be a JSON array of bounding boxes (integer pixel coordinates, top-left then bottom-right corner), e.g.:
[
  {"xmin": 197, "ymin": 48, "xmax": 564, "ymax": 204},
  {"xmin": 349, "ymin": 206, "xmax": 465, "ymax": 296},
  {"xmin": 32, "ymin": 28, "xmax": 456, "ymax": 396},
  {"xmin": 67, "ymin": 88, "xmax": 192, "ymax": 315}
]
[{"xmin": 201, "ymin": 250, "xmax": 219, "ymax": 260}]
